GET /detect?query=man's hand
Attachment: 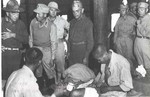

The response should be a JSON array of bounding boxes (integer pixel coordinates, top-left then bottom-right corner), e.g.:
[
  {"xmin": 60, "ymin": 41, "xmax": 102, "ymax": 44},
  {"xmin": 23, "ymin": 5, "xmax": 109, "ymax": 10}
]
[
  {"xmin": 53, "ymin": 84, "xmax": 66, "ymax": 96},
  {"xmin": 29, "ymin": 38, "xmax": 33, "ymax": 47},
  {"xmin": 2, "ymin": 28, "xmax": 15, "ymax": 40},
  {"xmin": 66, "ymin": 52, "xmax": 70, "ymax": 59},
  {"xmin": 94, "ymin": 72, "xmax": 105, "ymax": 87},
  {"xmin": 83, "ymin": 57, "xmax": 88, "ymax": 65},
  {"xmin": 2, "ymin": 46, "xmax": 6, "ymax": 52}
]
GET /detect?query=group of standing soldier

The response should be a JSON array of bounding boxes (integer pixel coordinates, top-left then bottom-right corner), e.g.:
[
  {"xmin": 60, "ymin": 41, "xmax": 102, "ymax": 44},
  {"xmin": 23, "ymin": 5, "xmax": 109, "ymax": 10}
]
[
  {"xmin": 2, "ymin": 0, "xmax": 94, "ymax": 88},
  {"xmin": 114, "ymin": 1, "xmax": 150, "ymax": 78},
  {"xmin": 2, "ymin": 0, "xmax": 150, "ymax": 97}
]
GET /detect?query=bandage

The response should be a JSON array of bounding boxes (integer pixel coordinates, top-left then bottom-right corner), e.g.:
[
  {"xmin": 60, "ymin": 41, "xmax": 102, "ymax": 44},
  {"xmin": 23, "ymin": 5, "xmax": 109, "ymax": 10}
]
[
  {"xmin": 136, "ymin": 65, "xmax": 147, "ymax": 77},
  {"xmin": 66, "ymin": 82, "xmax": 75, "ymax": 91}
]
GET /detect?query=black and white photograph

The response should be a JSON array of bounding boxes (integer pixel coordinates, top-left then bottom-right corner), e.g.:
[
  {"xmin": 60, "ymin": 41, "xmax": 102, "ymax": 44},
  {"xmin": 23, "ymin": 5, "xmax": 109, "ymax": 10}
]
[{"xmin": 1, "ymin": 0, "xmax": 150, "ymax": 97}]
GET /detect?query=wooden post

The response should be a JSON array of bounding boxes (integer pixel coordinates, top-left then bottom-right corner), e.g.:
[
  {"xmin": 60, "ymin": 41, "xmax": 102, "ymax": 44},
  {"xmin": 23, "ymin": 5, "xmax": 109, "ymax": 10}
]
[
  {"xmin": 20, "ymin": 0, "xmax": 28, "ymax": 27},
  {"xmin": 93, "ymin": 0, "xmax": 108, "ymax": 46}
]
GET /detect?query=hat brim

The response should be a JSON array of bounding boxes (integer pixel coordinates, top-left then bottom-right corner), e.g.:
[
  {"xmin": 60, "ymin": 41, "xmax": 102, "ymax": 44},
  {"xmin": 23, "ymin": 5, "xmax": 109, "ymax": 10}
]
[
  {"xmin": 33, "ymin": 9, "xmax": 40, "ymax": 13},
  {"xmin": 3, "ymin": 7, "xmax": 24, "ymax": 12},
  {"xmin": 56, "ymin": 9, "xmax": 60, "ymax": 12},
  {"xmin": 49, "ymin": 7, "xmax": 60, "ymax": 12},
  {"xmin": 33, "ymin": 9, "xmax": 49, "ymax": 14}
]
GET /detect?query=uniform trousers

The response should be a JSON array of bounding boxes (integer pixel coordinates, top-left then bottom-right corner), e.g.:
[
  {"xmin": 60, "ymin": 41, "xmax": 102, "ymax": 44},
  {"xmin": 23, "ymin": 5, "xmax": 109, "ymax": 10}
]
[
  {"xmin": 2, "ymin": 50, "xmax": 21, "ymax": 80},
  {"xmin": 35, "ymin": 46, "xmax": 56, "ymax": 79}
]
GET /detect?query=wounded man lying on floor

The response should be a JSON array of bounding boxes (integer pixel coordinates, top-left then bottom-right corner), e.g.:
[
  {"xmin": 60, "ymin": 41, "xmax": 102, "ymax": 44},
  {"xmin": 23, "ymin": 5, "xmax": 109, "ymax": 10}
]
[{"xmin": 63, "ymin": 63, "xmax": 96, "ymax": 90}]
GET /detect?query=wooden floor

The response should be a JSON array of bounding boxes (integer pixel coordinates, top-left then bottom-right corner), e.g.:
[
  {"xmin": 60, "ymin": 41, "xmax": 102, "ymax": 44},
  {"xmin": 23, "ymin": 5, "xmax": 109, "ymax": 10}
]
[{"xmin": 133, "ymin": 77, "xmax": 150, "ymax": 96}]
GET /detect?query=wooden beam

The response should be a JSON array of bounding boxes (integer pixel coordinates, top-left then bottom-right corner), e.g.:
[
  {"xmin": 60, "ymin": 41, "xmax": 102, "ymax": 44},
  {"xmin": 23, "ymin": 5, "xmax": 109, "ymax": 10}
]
[{"xmin": 93, "ymin": 0, "xmax": 108, "ymax": 45}]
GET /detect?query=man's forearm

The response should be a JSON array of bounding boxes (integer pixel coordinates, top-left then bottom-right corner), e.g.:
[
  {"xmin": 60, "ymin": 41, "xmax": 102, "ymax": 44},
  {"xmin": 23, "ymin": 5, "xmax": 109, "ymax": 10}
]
[
  {"xmin": 109, "ymin": 85, "xmax": 123, "ymax": 92},
  {"xmin": 100, "ymin": 85, "xmax": 123, "ymax": 94},
  {"xmin": 51, "ymin": 41, "xmax": 56, "ymax": 60},
  {"xmin": 29, "ymin": 36, "xmax": 33, "ymax": 47}
]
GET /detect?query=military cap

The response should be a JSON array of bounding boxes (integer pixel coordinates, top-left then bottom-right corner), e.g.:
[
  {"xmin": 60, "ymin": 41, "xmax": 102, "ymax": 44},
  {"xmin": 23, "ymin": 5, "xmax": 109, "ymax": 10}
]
[
  {"xmin": 120, "ymin": 4, "xmax": 129, "ymax": 9},
  {"xmin": 34, "ymin": 4, "xmax": 49, "ymax": 14},
  {"xmin": 3, "ymin": 0, "xmax": 24, "ymax": 12},
  {"xmin": 48, "ymin": 1, "xmax": 60, "ymax": 12},
  {"xmin": 130, "ymin": 2, "xmax": 137, "ymax": 8},
  {"xmin": 138, "ymin": 2, "xmax": 149, "ymax": 8}
]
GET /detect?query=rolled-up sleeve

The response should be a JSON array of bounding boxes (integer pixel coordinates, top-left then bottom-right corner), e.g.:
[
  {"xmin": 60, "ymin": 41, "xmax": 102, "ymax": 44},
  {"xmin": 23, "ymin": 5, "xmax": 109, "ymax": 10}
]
[
  {"xmin": 50, "ymin": 24, "xmax": 57, "ymax": 60},
  {"xmin": 29, "ymin": 20, "xmax": 34, "ymax": 47}
]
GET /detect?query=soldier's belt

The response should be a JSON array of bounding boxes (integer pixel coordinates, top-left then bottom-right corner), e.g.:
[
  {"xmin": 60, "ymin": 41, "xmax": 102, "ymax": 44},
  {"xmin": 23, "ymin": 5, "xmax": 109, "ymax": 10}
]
[
  {"xmin": 3, "ymin": 47, "xmax": 19, "ymax": 51},
  {"xmin": 72, "ymin": 41, "xmax": 85, "ymax": 45}
]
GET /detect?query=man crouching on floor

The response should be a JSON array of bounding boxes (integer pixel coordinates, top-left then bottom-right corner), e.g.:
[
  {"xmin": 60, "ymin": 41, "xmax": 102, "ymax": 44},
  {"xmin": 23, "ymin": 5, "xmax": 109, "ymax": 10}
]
[{"xmin": 69, "ymin": 43, "xmax": 134, "ymax": 97}]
